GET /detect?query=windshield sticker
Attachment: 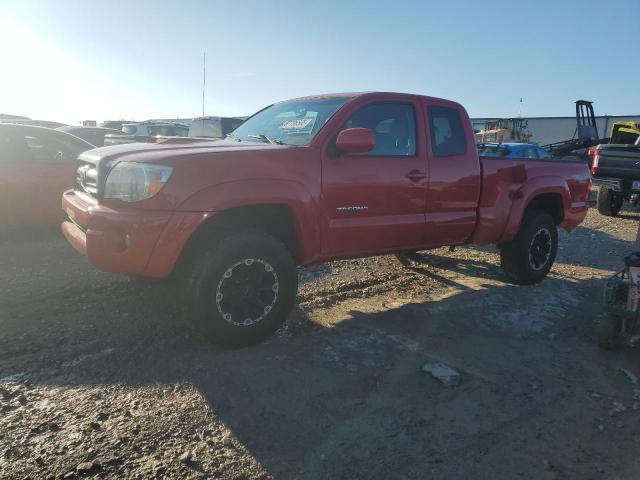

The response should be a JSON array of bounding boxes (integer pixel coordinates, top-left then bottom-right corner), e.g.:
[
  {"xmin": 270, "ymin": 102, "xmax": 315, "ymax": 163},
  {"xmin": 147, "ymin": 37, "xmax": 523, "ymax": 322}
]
[{"xmin": 280, "ymin": 118, "xmax": 314, "ymax": 129}]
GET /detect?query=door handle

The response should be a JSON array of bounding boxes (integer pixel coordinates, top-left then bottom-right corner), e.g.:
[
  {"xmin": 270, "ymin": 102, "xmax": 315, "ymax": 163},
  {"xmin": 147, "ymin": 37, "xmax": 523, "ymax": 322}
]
[{"xmin": 405, "ymin": 170, "xmax": 426, "ymax": 182}]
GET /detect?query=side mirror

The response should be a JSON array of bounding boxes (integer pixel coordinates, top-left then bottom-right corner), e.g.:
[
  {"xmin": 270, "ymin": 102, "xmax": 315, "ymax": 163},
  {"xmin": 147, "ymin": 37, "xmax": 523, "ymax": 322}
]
[{"xmin": 336, "ymin": 128, "xmax": 374, "ymax": 154}]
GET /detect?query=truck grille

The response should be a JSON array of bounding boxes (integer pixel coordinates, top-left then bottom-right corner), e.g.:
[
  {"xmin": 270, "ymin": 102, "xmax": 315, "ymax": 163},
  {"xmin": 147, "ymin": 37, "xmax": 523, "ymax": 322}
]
[{"xmin": 75, "ymin": 161, "xmax": 98, "ymax": 196}]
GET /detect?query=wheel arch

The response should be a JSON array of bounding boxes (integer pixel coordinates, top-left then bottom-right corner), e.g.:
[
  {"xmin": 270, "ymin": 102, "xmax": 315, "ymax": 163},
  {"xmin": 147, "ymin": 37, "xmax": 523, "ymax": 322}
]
[
  {"xmin": 524, "ymin": 192, "xmax": 564, "ymax": 224},
  {"xmin": 498, "ymin": 177, "xmax": 571, "ymax": 244},
  {"xmin": 174, "ymin": 203, "xmax": 305, "ymax": 276}
]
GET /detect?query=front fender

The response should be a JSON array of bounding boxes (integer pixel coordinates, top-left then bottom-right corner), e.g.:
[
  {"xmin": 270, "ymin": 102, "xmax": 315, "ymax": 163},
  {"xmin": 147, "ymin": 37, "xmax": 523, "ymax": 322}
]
[
  {"xmin": 498, "ymin": 176, "xmax": 571, "ymax": 244},
  {"xmin": 177, "ymin": 178, "xmax": 321, "ymax": 264}
]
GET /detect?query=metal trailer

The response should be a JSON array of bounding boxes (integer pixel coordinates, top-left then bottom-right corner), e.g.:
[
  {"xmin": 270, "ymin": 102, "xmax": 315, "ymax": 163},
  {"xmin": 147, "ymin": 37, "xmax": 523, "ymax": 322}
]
[{"xmin": 541, "ymin": 100, "xmax": 609, "ymax": 158}]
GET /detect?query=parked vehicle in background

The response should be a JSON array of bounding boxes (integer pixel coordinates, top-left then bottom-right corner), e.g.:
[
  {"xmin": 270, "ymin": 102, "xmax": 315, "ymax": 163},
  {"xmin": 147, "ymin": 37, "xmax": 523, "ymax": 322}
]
[
  {"xmin": 122, "ymin": 122, "xmax": 189, "ymax": 137},
  {"xmin": 477, "ymin": 142, "xmax": 553, "ymax": 159},
  {"xmin": 0, "ymin": 114, "xmax": 30, "ymax": 121},
  {"xmin": 188, "ymin": 116, "xmax": 245, "ymax": 138},
  {"xmin": 590, "ymin": 123, "xmax": 640, "ymax": 216},
  {"xmin": 608, "ymin": 121, "xmax": 640, "ymax": 145},
  {"xmin": 57, "ymin": 126, "xmax": 126, "ymax": 147},
  {"xmin": 0, "ymin": 124, "xmax": 93, "ymax": 228},
  {"xmin": 61, "ymin": 92, "xmax": 592, "ymax": 347},
  {"xmin": 0, "ymin": 119, "xmax": 68, "ymax": 128},
  {"xmin": 101, "ymin": 120, "xmax": 131, "ymax": 131},
  {"xmin": 104, "ymin": 122, "xmax": 190, "ymax": 145},
  {"xmin": 474, "ymin": 118, "xmax": 532, "ymax": 143}
]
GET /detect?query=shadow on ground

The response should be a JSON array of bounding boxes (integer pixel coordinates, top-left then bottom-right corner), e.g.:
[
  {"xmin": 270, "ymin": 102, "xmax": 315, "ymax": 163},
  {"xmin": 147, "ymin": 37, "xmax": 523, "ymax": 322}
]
[
  {"xmin": 3, "ymin": 269, "xmax": 638, "ymax": 479},
  {"xmin": 2, "ymin": 215, "xmax": 640, "ymax": 479}
]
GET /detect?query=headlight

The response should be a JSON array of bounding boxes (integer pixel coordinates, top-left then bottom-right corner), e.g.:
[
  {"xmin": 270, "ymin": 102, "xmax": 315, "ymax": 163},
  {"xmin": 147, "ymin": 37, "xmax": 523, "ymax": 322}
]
[{"xmin": 103, "ymin": 162, "xmax": 173, "ymax": 202}]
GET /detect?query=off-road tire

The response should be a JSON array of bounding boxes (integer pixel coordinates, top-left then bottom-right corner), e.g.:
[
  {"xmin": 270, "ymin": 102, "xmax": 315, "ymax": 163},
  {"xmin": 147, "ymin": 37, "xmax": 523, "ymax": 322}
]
[
  {"xmin": 596, "ymin": 314, "xmax": 622, "ymax": 350},
  {"xmin": 500, "ymin": 210, "xmax": 558, "ymax": 285},
  {"xmin": 597, "ymin": 188, "xmax": 623, "ymax": 217},
  {"xmin": 183, "ymin": 232, "xmax": 297, "ymax": 347}
]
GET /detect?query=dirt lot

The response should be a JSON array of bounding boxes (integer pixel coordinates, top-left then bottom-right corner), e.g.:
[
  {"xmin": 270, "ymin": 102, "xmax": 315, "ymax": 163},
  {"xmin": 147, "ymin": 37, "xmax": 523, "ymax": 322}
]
[{"xmin": 2, "ymin": 206, "xmax": 640, "ymax": 479}]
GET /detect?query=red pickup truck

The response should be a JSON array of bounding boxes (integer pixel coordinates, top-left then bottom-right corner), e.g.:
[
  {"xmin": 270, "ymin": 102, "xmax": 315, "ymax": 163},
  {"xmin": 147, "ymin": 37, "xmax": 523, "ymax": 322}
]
[{"xmin": 61, "ymin": 92, "xmax": 591, "ymax": 346}]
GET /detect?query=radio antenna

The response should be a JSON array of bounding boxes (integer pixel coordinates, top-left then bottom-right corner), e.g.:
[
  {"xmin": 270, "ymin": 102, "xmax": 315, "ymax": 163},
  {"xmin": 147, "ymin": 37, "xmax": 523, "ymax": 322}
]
[
  {"xmin": 202, "ymin": 52, "xmax": 206, "ymax": 126},
  {"xmin": 518, "ymin": 97, "xmax": 523, "ymax": 117}
]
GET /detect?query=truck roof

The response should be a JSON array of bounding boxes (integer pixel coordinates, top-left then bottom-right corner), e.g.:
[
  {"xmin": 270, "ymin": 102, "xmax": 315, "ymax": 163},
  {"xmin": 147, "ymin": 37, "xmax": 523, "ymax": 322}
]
[{"xmin": 281, "ymin": 91, "xmax": 463, "ymax": 107}]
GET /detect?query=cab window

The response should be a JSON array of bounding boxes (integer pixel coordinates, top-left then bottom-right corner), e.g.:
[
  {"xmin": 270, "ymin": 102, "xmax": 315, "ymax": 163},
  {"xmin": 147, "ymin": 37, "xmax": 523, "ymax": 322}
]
[
  {"xmin": 427, "ymin": 106, "xmax": 466, "ymax": 157},
  {"xmin": 343, "ymin": 103, "xmax": 416, "ymax": 156}
]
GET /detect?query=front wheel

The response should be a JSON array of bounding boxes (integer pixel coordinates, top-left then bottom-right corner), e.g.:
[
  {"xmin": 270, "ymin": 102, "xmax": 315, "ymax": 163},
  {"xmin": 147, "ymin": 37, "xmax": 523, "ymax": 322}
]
[
  {"xmin": 183, "ymin": 232, "xmax": 298, "ymax": 347},
  {"xmin": 597, "ymin": 188, "xmax": 623, "ymax": 217},
  {"xmin": 500, "ymin": 210, "xmax": 558, "ymax": 285}
]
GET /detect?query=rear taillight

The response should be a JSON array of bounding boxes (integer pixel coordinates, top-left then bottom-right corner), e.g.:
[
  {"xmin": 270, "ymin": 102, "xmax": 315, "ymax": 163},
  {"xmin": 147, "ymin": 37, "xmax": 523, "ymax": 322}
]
[
  {"xmin": 584, "ymin": 177, "xmax": 592, "ymax": 201},
  {"xmin": 589, "ymin": 148, "xmax": 601, "ymax": 175}
]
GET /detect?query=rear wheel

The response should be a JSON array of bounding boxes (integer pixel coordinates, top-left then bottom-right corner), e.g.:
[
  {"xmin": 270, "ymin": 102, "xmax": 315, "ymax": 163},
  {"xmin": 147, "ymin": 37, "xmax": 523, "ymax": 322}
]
[
  {"xmin": 183, "ymin": 232, "xmax": 297, "ymax": 347},
  {"xmin": 597, "ymin": 188, "xmax": 623, "ymax": 217},
  {"xmin": 500, "ymin": 210, "xmax": 558, "ymax": 285}
]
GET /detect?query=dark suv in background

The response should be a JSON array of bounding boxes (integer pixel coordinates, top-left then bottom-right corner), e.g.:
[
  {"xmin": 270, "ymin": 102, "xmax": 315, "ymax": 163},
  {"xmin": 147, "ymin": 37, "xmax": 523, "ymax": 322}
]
[{"xmin": 187, "ymin": 116, "xmax": 245, "ymax": 138}]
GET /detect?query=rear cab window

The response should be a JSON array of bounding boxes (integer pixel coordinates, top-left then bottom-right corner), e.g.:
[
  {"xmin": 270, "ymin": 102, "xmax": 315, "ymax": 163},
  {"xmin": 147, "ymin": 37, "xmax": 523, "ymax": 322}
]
[{"xmin": 427, "ymin": 106, "xmax": 467, "ymax": 157}]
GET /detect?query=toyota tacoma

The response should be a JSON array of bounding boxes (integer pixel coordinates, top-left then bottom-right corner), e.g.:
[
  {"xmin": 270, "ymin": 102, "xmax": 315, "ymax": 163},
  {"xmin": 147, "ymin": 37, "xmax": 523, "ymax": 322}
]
[{"xmin": 61, "ymin": 92, "xmax": 592, "ymax": 346}]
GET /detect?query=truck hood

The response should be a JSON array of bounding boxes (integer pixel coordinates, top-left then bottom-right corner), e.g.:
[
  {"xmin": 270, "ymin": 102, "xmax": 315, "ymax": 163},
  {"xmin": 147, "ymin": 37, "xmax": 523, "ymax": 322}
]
[
  {"xmin": 78, "ymin": 138, "xmax": 293, "ymax": 167},
  {"xmin": 75, "ymin": 138, "xmax": 299, "ymax": 199}
]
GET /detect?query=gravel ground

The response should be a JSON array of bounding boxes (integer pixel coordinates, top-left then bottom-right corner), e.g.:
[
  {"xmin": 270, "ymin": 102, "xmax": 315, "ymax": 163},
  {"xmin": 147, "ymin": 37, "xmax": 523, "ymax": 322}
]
[{"xmin": 2, "ymin": 204, "xmax": 640, "ymax": 479}]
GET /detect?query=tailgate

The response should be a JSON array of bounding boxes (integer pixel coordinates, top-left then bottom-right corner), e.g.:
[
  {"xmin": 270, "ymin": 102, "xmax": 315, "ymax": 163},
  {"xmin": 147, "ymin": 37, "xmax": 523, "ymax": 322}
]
[{"xmin": 594, "ymin": 145, "xmax": 640, "ymax": 178}]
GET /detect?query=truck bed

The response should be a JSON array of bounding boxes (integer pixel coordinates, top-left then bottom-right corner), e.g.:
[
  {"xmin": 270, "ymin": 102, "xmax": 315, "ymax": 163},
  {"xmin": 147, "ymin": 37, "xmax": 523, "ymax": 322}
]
[{"xmin": 471, "ymin": 155, "xmax": 592, "ymax": 245}]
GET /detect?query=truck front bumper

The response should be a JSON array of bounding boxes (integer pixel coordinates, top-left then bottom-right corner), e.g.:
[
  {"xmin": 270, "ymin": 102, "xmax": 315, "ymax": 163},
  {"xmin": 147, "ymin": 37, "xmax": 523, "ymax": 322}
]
[{"xmin": 61, "ymin": 190, "xmax": 208, "ymax": 278}]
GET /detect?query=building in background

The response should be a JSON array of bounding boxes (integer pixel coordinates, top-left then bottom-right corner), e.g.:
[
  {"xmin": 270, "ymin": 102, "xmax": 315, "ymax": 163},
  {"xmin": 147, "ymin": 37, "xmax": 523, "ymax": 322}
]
[{"xmin": 471, "ymin": 115, "xmax": 640, "ymax": 145}]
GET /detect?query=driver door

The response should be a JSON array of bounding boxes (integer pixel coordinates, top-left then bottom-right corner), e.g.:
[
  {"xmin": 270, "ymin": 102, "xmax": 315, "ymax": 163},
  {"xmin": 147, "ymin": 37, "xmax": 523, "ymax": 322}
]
[{"xmin": 321, "ymin": 101, "xmax": 428, "ymax": 257}]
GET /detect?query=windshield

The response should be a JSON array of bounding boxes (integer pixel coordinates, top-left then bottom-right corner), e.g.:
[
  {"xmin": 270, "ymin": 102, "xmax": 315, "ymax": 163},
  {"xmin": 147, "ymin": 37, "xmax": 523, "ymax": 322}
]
[{"xmin": 230, "ymin": 97, "xmax": 349, "ymax": 146}]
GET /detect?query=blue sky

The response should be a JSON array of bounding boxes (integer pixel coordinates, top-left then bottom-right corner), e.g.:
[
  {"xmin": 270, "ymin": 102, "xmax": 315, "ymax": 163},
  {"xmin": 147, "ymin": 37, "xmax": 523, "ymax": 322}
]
[{"xmin": 0, "ymin": 0, "xmax": 636, "ymax": 124}]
